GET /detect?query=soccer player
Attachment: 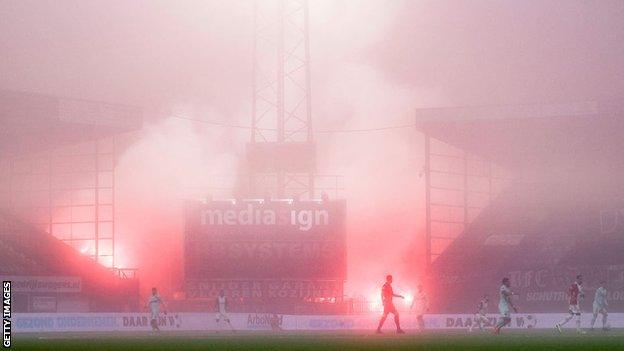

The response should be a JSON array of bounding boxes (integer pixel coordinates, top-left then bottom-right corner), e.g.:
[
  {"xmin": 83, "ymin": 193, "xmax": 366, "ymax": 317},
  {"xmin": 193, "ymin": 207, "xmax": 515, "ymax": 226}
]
[
  {"xmin": 215, "ymin": 290, "xmax": 235, "ymax": 332},
  {"xmin": 376, "ymin": 274, "xmax": 406, "ymax": 334},
  {"xmin": 270, "ymin": 313, "xmax": 282, "ymax": 332},
  {"xmin": 555, "ymin": 274, "xmax": 585, "ymax": 334},
  {"xmin": 146, "ymin": 287, "xmax": 165, "ymax": 333},
  {"xmin": 469, "ymin": 294, "xmax": 490, "ymax": 332},
  {"xmin": 590, "ymin": 281, "xmax": 609, "ymax": 331},
  {"xmin": 493, "ymin": 278, "xmax": 517, "ymax": 335},
  {"xmin": 410, "ymin": 284, "xmax": 428, "ymax": 331}
]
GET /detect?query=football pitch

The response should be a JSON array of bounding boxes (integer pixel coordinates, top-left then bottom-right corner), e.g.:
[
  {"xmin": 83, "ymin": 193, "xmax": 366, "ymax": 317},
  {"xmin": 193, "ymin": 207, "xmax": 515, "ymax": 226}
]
[{"xmin": 12, "ymin": 329, "xmax": 624, "ymax": 351}]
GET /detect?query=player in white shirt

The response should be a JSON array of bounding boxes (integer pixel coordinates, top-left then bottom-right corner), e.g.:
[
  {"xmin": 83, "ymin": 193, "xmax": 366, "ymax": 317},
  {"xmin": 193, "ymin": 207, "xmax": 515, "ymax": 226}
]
[
  {"xmin": 590, "ymin": 281, "xmax": 609, "ymax": 331},
  {"xmin": 494, "ymin": 278, "xmax": 517, "ymax": 335},
  {"xmin": 469, "ymin": 294, "xmax": 490, "ymax": 332},
  {"xmin": 146, "ymin": 287, "xmax": 166, "ymax": 333},
  {"xmin": 270, "ymin": 313, "xmax": 282, "ymax": 332},
  {"xmin": 215, "ymin": 290, "xmax": 235, "ymax": 332},
  {"xmin": 410, "ymin": 285, "xmax": 429, "ymax": 331}
]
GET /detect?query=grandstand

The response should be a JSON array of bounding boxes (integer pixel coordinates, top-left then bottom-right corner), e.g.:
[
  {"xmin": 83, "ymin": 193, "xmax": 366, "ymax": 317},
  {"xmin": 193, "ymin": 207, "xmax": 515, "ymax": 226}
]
[
  {"xmin": 0, "ymin": 90, "xmax": 142, "ymax": 312},
  {"xmin": 0, "ymin": 211, "xmax": 139, "ymax": 312},
  {"xmin": 416, "ymin": 101, "xmax": 624, "ymax": 313}
]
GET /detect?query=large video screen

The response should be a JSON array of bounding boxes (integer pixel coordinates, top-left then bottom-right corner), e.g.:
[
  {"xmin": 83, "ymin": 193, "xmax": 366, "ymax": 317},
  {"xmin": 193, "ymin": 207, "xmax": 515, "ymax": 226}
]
[{"xmin": 184, "ymin": 199, "xmax": 346, "ymax": 295}]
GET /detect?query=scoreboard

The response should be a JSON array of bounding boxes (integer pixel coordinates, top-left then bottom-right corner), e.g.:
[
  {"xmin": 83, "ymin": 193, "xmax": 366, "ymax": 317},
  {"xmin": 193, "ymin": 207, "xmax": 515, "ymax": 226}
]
[{"xmin": 184, "ymin": 199, "xmax": 346, "ymax": 300}]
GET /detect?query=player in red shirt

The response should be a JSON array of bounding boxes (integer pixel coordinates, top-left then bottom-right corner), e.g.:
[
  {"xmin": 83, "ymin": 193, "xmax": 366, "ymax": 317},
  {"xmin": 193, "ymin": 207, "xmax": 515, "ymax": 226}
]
[
  {"xmin": 555, "ymin": 274, "xmax": 586, "ymax": 334},
  {"xmin": 375, "ymin": 275, "xmax": 406, "ymax": 334}
]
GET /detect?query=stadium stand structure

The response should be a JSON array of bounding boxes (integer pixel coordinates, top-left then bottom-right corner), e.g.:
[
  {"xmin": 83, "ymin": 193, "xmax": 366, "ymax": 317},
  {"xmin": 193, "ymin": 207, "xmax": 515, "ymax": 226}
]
[
  {"xmin": 0, "ymin": 90, "xmax": 142, "ymax": 312},
  {"xmin": 0, "ymin": 90, "xmax": 141, "ymax": 156},
  {"xmin": 0, "ymin": 210, "xmax": 139, "ymax": 312},
  {"xmin": 416, "ymin": 101, "xmax": 624, "ymax": 313}
]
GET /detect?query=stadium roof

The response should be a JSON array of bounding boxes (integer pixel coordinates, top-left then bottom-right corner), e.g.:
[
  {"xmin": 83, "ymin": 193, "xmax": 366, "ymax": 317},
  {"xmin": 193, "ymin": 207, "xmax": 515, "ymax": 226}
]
[
  {"xmin": 415, "ymin": 101, "xmax": 624, "ymax": 170},
  {"xmin": 0, "ymin": 90, "xmax": 142, "ymax": 156}
]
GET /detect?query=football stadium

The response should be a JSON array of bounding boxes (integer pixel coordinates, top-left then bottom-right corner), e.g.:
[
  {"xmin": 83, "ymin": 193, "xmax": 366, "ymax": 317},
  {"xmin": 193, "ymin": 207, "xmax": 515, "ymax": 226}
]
[{"xmin": 1, "ymin": 1, "xmax": 624, "ymax": 350}]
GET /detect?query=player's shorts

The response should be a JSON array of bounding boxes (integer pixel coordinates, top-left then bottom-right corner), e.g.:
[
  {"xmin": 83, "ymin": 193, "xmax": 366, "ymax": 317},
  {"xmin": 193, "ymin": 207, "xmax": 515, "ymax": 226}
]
[
  {"xmin": 150, "ymin": 309, "xmax": 159, "ymax": 321},
  {"xmin": 498, "ymin": 304, "xmax": 510, "ymax": 317},
  {"xmin": 383, "ymin": 303, "xmax": 398, "ymax": 315},
  {"xmin": 568, "ymin": 304, "xmax": 581, "ymax": 315},
  {"xmin": 593, "ymin": 303, "xmax": 607, "ymax": 314}
]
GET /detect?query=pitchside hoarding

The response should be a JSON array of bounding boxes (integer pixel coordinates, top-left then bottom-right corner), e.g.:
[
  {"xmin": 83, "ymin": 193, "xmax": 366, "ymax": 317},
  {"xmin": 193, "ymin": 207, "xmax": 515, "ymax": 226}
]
[
  {"xmin": 508, "ymin": 265, "xmax": 624, "ymax": 311},
  {"xmin": 185, "ymin": 280, "xmax": 343, "ymax": 300},
  {"xmin": 0, "ymin": 276, "xmax": 81, "ymax": 293},
  {"xmin": 12, "ymin": 312, "xmax": 624, "ymax": 332},
  {"xmin": 429, "ymin": 264, "xmax": 624, "ymax": 313},
  {"xmin": 184, "ymin": 200, "xmax": 346, "ymax": 299}
]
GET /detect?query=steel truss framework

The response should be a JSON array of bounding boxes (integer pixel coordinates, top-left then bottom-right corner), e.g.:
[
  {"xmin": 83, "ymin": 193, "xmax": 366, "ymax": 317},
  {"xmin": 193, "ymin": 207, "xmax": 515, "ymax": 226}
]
[
  {"xmin": 1, "ymin": 136, "xmax": 116, "ymax": 268},
  {"xmin": 245, "ymin": 173, "xmax": 342, "ymax": 200},
  {"xmin": 423, "ymin": 135, "xmax": 509, "ymax": 268},
  {"xmin": 252, "ymin": 0, "xmax": 312, "ymax": 143},
  {"xmin": 188, "ymin": 173, "xmax": 343, "ymax": 204},
  {"xmin": 249, "ymin": 0, "xmax": 317, "ymax": 199}
]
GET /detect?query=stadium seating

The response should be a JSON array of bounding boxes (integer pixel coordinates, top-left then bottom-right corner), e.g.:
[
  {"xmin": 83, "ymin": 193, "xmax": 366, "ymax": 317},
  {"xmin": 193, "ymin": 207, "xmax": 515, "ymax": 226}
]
[
  {"xmin": 429, "ymin": 179, "xmax": 624, "ymax": 313},
  {"xmin": 0, "ymin": 210, "xmax": 139, "ymax": 312}
]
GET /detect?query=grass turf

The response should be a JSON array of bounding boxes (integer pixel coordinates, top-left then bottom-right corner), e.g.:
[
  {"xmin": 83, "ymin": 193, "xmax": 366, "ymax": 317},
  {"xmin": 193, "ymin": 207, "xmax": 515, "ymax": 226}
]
[{"xmin": 12, "ymin": 329, "xmax": 624, "ymax": 351}]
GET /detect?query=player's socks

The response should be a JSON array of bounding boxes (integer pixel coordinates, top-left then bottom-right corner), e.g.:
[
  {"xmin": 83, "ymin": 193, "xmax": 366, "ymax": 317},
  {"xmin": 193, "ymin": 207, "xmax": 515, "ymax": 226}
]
[
  {"xmin": 561, "ymin": 314, "xmax": 574, "ymax": 326},
  {"xmin": 493, "ymin": 320, "xmax": 505, "ymax": 335},
  {"xmin": 150, "ymin": 319, "xmax": 160, "ymax": 333},
  {"xmin": 555, "ymin": 323, "xmax": 562, "ymax": 333},
  {"xmin": 394, "ymin": 315, "xmax": 401, "ymax": 332},
  {"xmin": 494, "ymin": 319, "xmax": 506, "ymax": 333},
  {"xmin": 376, "ymin": 316, "xmax": 387, "ymax": 332},
  {"xmin": 478, "ymin": 316, "xmax": 487, "ymax": 331}
]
